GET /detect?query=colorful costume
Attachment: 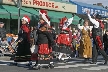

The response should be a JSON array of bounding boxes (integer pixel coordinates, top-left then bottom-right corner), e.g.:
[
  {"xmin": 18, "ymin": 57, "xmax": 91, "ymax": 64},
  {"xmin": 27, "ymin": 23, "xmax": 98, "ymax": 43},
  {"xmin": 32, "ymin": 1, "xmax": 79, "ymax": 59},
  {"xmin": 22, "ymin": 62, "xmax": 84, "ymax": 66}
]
[
  {"xmin": 56, "ymin": 16, "xmax": 74, "ymax": 61},
  {"xmin": 88, "ymin": 13, "xmax": 108, "ymax": 64},
  {"xmin": 32, "ymin": 10, "xmax": 55, "ymax": 69},
  {"xmin": 79, "ymin": 26, "xmax": 92, "ymax": 59},
  {"xmin": 14, "ymin": 15, "xmax": 31, "ymax": 62}
]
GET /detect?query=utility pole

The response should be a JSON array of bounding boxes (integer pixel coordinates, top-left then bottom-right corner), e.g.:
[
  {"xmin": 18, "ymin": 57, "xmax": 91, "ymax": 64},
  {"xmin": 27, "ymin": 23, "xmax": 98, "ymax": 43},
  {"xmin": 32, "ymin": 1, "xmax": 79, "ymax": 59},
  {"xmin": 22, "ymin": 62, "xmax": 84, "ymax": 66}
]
[{"xmin": 17, "ymin": 0, "xmax": 22, "ymax": 33}]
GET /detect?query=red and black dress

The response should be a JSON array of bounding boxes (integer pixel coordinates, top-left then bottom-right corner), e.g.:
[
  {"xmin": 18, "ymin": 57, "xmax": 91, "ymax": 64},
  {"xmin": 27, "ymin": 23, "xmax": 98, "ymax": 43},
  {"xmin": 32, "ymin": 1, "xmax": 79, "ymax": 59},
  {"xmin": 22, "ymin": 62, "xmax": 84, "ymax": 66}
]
[
  {"xmin": 14, "ymin": 24, "xmax": 31, "ymax": 62},
  {"xmin": 36, "ymin": 29, "xmax": 55, "ymax": 64},
  {"xmin": 56, "ymin": 29, "xmax": 72, "ymax": 54}
]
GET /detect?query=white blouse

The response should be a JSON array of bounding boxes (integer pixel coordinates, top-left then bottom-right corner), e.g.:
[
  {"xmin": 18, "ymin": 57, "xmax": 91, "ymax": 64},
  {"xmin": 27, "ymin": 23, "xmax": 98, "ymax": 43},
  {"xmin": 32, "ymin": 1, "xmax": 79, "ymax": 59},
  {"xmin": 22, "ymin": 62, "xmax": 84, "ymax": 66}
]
[{"xmin": 88, "ymin": 14, "xmax": 99, "ymax": 28}]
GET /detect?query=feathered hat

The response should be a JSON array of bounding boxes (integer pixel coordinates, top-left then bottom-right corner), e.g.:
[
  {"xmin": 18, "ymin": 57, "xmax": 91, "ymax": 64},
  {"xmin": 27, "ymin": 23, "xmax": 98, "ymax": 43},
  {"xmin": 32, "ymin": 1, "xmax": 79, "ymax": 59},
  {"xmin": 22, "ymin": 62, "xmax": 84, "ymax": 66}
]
[
  {"xmin": 39, "ymin": 9, "xmax": 50, "ymax": 26},
  {"xmin": 22, "ymin": 15, "xmax": 30, "ymax": 24},
  {"xmin": 59, "ymin": 16, "xmax": 67, "ymax": 27}
]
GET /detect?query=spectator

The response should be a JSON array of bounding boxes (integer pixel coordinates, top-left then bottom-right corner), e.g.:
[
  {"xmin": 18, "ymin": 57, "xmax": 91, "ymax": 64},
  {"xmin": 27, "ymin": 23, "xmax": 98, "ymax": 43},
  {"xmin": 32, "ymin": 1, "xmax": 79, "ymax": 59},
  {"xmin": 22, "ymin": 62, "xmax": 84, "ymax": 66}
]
[
  {"xmin": 0, "ymin": 22, "xmax": 6, "ymax": 41},
  {"xmin": 0, "ymin": 38, "xmax": 10, "ymax": 52},
  {"xmin": 33, "ymin": 26, "xmax": 38, "ymax": 44},
  {"xmin": 103, "ymin": 30, "xmax": 108, "ymax": 54}
]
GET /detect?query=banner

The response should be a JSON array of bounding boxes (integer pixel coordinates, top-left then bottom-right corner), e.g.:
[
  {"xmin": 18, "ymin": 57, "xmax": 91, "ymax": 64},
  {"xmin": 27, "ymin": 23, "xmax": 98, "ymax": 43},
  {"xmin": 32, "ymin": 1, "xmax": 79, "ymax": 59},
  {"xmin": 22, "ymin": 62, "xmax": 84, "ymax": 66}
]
[{"xmin": 1, "ymin": 0, "xmax": 77, "ymax": 13}]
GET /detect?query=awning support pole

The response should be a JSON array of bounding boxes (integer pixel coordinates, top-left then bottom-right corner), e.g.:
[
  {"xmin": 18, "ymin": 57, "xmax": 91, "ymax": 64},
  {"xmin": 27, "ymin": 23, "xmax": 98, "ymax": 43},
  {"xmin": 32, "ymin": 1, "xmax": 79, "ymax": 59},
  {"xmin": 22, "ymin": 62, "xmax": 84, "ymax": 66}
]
[{"xmin": 17, "ymin": 0, "xmax": 21, "ymax": 33}]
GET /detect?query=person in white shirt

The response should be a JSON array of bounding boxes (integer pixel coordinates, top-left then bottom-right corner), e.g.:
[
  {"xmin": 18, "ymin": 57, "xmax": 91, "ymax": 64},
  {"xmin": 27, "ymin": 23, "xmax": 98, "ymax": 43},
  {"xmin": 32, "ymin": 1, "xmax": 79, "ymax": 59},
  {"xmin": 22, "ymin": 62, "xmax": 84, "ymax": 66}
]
[
  {"xmin": 78, "ymin": 20, "xmax": 92, "ymax": 63},
  {"xmin": 87, "ymin": 10, "xmax": 108, "ymax": 65}
]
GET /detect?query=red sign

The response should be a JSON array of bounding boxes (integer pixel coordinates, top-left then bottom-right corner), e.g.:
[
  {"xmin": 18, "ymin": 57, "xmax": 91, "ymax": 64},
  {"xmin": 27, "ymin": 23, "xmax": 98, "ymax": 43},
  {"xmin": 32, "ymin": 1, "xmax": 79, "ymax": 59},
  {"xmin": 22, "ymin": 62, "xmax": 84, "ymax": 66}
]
[
  {"xmin": 33, "ymin": 0, "xmax": 58, "ymax": 8},
  {"xmin": 3, "ymin": 0, "xmax": 77, "ymax": 13},
  {"xmin": 8, "ymin": 0, "xmax": 58, "ymax": 9}
]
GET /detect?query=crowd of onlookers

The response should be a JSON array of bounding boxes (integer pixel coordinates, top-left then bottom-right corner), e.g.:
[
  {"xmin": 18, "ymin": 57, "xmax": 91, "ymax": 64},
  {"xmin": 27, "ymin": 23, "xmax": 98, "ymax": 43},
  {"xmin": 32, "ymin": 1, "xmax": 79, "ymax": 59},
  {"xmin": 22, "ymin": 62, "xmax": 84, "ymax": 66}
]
[{"xmin": 0, "ymin": 34, "xmax": 17, "ymax": 53}]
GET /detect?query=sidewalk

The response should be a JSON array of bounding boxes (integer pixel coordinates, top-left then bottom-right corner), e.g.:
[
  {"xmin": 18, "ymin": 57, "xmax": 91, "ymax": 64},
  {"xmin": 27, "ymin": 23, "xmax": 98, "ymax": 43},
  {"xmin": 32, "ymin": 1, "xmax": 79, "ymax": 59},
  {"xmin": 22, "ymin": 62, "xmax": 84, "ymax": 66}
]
[{"xmin": 0, "ymin": 56, "xmax": 11, "ymax": 60}]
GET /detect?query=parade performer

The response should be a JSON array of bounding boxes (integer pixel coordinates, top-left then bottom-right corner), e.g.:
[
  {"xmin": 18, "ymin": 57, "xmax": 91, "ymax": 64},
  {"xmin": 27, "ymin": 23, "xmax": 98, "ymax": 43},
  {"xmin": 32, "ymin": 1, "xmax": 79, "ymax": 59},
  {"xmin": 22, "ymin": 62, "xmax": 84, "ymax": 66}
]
[
  {"xmin": 56, "ymin": 14, "xmax": 74, "ymax": 62},
  {"xmin": 32, "ymin": 9, "xmax": 55, "ymax": 69},
  {"xmin": 87, "ymin": 10, "xmax": 108, "ymax": 64},
  {"xmin": 11, "ymin": 15, "xmax": 32, "ymax": 66},
  {"xmin": 78, "ymin": 20, "xmax": 92, "ymax": 63}
]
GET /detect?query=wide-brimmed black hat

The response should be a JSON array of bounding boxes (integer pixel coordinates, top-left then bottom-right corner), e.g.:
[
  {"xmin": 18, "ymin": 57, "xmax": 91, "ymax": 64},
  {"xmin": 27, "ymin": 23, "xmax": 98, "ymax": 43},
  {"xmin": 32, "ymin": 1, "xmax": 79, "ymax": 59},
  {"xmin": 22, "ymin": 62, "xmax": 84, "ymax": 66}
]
[
  {"xmin": 40, "ymin": 22, "xmax": 47, "ymax": 28},
  {"xmin": 95, "ymin": 14, "xmax": 102, "ymax": 19},
  {"xmin": 0, "ymin": 22, "xmax": 4, "ymax": 24}
]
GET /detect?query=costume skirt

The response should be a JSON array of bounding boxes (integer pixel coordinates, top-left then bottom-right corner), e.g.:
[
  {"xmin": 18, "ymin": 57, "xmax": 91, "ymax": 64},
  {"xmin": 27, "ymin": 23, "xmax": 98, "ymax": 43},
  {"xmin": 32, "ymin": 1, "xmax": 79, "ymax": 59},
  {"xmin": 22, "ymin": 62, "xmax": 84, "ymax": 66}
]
[
  {"xmin": 52, "ymin": 45, "xmax": 60, "ymax": 52},
  {"xmin": 59, "ymin": 44, "xmax": 72, "ymax": 54},
  {"xmin": 14, "ymin": 42, "xmax": 31, "ymax": 62},
  {"xmin": 31, "ymin": 44, "xmax": 53, "ymax": 64}
]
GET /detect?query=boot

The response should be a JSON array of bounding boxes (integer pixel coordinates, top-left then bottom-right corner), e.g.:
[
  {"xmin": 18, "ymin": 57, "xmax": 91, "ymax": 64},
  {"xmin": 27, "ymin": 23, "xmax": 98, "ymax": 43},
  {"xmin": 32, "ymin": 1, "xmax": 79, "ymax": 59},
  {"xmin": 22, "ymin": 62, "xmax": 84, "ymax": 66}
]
[
  {"xmin": 83, "ymin": 58, "xmax": 89, "ymax": 63},
  {"xmin": 48, "ymin": 63, "xmax": 54, "ymax": 69},
  {"xmin": 63, "ymin": 59, "xmax": 68, "ymax": 63},
  {"xmin": 90, "ymin": 62, "xmax": 97, "ymax": 64},
  {"xmin": 104, "ymin": 60, "xmax": 107, "ymax": 65},
  {"xmin": 35, "ymin": 64, "xmax": 41, "ymax": 70},
  {"xmin": 56, "ymin": 58, "xmax": 62, "ymax": 62},
  {"xmin": 26, "ymin": 61, "xmax": 32, "ymax": 66},
  {"xmin": 26, "ymin": 63, "xmax": 32, "ymax": 66},
  {"xmin": 10, "ymin": 62, "xmax": 18, "ymax": 66}
]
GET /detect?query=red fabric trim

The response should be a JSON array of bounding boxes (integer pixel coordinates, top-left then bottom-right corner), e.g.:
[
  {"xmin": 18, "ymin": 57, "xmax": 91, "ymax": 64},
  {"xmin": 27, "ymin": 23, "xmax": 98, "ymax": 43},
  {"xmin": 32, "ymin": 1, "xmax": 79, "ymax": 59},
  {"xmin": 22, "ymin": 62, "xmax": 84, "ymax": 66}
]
[
  {"xmin": 97, "ymin": 20, "xmax": 104, "ymax": 29},
  {"xmin": 56, "ymin": 34, "xmax": 71, "ymax": 46},
  {"xmin": 95, "ymin": 36, "xmax": 103, "ymax": 49},
  {"xmin": 21, "ymin": 25, "xmax": 30, "ymax": 41},
  {"xmin": 31, "ymin": 53, "xmax": 38, "ymax": 60},
  {"xmin": 38, "ymin": 44, "xmax": 52, "ymax": 54}
]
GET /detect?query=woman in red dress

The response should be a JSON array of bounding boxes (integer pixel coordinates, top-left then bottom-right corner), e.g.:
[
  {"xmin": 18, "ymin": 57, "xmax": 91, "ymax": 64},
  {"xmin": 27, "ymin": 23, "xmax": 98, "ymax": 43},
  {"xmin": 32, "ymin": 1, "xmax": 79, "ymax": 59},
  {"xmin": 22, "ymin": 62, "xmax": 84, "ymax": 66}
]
[{"xmin": 56, "ymin": 14, "xmax": 74, "ymax": 62}]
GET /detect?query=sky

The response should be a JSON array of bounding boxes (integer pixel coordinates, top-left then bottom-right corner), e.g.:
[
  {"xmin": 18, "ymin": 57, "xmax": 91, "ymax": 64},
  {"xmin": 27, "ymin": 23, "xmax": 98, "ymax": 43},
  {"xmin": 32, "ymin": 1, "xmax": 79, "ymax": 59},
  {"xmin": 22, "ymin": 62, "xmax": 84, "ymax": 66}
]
[{"xmin": 72, "ymin": 0, "xmax": 108, "ymax": 6}]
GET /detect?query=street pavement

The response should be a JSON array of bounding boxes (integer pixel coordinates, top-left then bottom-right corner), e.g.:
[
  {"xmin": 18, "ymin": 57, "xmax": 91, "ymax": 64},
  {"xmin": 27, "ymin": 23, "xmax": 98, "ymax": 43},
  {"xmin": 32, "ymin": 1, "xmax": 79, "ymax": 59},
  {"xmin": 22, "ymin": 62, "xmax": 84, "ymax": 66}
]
[{"xmin": 0, "ymin": 56, "xmax": 108, "ymax": 72}]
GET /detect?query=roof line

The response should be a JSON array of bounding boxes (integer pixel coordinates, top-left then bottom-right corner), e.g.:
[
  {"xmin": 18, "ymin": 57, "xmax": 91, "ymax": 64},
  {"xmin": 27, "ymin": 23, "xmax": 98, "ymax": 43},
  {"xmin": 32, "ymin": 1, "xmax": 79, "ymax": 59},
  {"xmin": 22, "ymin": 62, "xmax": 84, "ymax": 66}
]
[{"xmin": 69, "ymin": 0, "xmax": 107, "ymax": 10}]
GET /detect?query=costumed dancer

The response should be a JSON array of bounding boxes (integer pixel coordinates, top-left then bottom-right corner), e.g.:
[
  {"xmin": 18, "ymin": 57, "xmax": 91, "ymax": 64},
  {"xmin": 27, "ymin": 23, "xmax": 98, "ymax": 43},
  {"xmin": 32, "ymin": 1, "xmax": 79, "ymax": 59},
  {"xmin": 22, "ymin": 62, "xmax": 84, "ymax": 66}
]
[
  {"xmin": 87, "ymin": 10, "xmax": 108, "ymax": 64},
  {"xmin": 78, "ymin": 20, "xmax": 92, "ymax": 63},
  {"xmin": 56, "ymin": 14, "xmax": 74, "ymax": 62},
  {"xmin": 11, "ymin": 15, "xmax": 32, "ymax": 66},
  {"xmin": 32, "ymin": 9, "xmax": 55, "ymax": 69}
]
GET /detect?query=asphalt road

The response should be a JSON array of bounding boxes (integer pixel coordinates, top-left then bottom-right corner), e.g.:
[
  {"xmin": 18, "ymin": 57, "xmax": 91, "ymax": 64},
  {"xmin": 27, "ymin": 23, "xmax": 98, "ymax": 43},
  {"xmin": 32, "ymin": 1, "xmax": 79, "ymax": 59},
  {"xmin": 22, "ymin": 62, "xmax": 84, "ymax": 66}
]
[{"xmin": 0, "ymin": 56, "xmax": 108, "ymax": 72}]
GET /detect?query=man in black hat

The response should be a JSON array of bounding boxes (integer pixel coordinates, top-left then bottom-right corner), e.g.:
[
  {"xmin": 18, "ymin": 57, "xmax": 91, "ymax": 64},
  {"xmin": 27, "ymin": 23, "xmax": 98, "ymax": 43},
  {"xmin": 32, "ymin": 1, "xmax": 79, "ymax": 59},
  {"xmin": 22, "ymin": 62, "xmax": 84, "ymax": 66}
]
[
  {"xmin": 87, "ymin": 10, "xmax": 108, "ymax": 64},
  {"xmin": 0, "ymin": 22, "xmax": 6, "ymax": 41}
]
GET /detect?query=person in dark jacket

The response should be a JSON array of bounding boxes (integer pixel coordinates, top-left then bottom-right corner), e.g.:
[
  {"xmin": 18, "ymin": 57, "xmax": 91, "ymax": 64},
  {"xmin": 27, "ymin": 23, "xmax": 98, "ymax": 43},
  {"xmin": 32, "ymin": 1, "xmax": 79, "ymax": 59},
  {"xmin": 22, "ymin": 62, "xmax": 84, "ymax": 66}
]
[
  {"xmin": 0, "ymin": 22, "xmax": 6, "ymax": 40},
  {"xmin": 103, "ymin": 30, "xmax": 108, "ymax": 54},
  {"xmin": 11, "ymin": 15, "xmax": 32, "ymax": 66}
]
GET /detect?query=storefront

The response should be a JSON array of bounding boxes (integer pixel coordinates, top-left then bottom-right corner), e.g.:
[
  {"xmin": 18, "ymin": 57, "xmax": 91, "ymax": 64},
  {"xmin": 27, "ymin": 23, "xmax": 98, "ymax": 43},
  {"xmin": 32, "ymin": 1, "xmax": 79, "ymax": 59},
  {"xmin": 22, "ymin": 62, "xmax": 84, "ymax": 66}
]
[
  {"xmin": 0, "ymin": 0, "xmax": 80, "ymax": 34},
  {"xmin": 69, "ymin": 0, "xmax": 108, "ymax": 29},
  {"xmin": 69, "ymin": 0, "xmax": 108, "ymax": 17}
]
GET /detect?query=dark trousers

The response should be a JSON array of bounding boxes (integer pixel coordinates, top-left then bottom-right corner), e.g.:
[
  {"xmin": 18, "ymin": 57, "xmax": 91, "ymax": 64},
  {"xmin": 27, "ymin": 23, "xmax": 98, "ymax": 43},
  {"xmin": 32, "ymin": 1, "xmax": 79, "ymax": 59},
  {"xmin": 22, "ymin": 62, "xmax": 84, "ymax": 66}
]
[
  {"xmin": 92, "ymin": 36, "xmax": 108, "ymax": 62},
  {"xmin": 104, "ymin": 45, "xmax": 108, "ymax": 54}
]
